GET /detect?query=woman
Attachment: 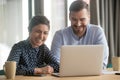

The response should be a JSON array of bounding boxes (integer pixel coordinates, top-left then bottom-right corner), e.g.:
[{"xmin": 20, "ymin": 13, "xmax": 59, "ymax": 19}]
[{"xmin": 7, "ymin": 15, "xmax": 59, "ymax": 75}]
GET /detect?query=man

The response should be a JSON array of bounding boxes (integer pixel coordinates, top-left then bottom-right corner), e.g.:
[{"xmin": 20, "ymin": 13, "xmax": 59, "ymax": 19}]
[{"xmin": 51, "ymin": 0, "xmax": 109, "ymax": 69}]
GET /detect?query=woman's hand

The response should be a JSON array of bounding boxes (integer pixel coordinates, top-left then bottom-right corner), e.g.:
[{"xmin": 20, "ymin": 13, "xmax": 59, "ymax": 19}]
[{"xmin": 34, "ymin": 65, "xmax": 54, "ymax": 74}]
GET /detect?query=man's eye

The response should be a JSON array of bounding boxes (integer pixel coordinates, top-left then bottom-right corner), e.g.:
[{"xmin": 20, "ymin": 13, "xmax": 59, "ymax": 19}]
[{"xmin": 80, "ymin": 18, "xmax": 86, "ymax": 21}]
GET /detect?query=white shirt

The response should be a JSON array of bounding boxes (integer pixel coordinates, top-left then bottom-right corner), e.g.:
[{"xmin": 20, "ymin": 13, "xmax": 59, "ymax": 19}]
[{"xmin": 51, "ymin": 24, "xmax": 109, "ymax": 69}]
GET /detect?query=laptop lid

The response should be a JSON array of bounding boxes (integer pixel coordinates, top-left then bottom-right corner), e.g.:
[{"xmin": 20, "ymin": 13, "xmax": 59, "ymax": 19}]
[{"xmin": 59, "ymin": 45, "xmax": 104, "ymax": 77}]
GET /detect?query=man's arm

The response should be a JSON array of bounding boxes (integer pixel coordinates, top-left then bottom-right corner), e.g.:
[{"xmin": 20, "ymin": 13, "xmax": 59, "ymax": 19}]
[
  {"xmin": 94, "ymin": 27, "xmax": 109, "ymax": 69},
  {"xmin": 51, "ymin": 31, "xmax": 63, "ymax": 63}
]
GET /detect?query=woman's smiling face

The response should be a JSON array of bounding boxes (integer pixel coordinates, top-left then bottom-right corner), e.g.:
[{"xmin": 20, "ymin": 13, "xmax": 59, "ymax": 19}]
[{"xmin": 29, "ymin": 24, "xmax": 49, "ymax": 48}]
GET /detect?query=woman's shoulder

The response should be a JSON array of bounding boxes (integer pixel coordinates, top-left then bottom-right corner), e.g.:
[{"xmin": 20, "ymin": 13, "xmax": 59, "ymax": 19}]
[
  {"xmin": 12, "ymin": 40, "xmax": 28, "ymax": 50},
  {"xmin": 40, "ymin": 44, "xmax": 49, "ymax": 50}
]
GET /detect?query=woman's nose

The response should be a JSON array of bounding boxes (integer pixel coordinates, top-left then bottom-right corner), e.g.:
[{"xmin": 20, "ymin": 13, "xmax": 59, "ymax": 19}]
[{"xmin": 39, "ymin": 33, "xmax": 44, "ymax": 39}]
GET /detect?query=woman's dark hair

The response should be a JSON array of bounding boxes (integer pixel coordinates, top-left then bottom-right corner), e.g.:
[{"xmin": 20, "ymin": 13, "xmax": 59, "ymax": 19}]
[
  {"xmin": 28, "ymin": 15, "xmax": 50, "ymax": 33},
  {"xmin": 69, "ymin": 0, "xmax": 89, "ymax": 13}
]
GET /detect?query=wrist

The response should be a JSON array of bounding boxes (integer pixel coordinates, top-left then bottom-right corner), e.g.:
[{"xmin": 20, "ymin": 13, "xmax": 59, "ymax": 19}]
[{"xmin": 34, "ymin": 68, "xmax": 42, "ymax": 74}]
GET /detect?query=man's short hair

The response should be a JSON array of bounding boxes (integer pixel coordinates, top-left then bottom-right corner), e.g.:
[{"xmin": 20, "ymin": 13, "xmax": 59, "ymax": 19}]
[{"xmin": 69, "ymin": 0, "xmax": 89, "ymax": 13}]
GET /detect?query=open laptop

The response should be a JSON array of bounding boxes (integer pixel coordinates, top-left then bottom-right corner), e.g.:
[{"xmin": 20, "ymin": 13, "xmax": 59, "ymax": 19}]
[{"xmin": 52, "ymin": 45, "xmax": 104, "ymax": 77}]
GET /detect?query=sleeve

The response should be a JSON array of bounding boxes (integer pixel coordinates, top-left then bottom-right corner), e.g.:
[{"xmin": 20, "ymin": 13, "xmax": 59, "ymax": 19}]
[
  {"xmin": 7, "ymin": 44, "xmax": 21, "ymax": 63},
  {"xmin": 44, "ymin": 45, "xmax": 59, "ymax": 72},
  {"xmin": 16, "ymin": 65, "xmax": 34, "ymax": 75},
  {"xmin": 94, "ymin": 27, "xmax": 109, "ymax": 69},
  {"xmin": 7, "ymin": 44, "xmax": 34, "ymax": 75},
  {"xmin": 50, "ymin": 31, "xmax": 63, "ymax": 63}
]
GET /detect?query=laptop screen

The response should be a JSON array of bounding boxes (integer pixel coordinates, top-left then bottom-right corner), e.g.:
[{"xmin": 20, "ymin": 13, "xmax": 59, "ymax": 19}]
[{"xmin": 59, "ymin": 45, "xmax": 104, "ymax": 76}]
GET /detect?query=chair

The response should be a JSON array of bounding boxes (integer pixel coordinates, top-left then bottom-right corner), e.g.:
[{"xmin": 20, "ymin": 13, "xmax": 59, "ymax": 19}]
[
  {"xmin": 107, "ymin": 63, "xmax": 112, "ymax": 68},
  {"xmin": 0, "ymin": 70, "xmax": 5, "ymax": 75}
]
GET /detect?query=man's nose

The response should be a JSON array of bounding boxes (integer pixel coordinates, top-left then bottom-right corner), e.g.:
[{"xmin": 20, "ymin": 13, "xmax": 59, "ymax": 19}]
[{"xmin": 77, "ymin": 21, "xmax": 81, "ymax": 26}]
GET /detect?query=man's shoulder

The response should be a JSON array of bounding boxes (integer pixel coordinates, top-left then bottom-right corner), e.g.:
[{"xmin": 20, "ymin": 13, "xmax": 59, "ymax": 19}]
[
  {"xmin": 87, "ymin": 24, "xmax": 104, "ymax": 35},
  {"xmin": 56, "ymin": 27, "xmax": 71, "ymax": 34},
  {"xmin": 88, "ymin": 24, "xmax": 103, "ymax": 31}
]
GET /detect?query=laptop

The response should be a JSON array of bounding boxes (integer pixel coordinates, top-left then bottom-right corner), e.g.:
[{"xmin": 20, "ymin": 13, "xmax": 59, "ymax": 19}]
[{"xmin": 52, "ymin": 45, "xmax": 104, "ymax": 77}]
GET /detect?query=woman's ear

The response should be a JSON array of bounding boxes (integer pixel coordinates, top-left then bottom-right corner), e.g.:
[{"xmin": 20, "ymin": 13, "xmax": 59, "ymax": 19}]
[{"xmin": 69, "ymin": 13, "xmax": 71, "ymax": 21}]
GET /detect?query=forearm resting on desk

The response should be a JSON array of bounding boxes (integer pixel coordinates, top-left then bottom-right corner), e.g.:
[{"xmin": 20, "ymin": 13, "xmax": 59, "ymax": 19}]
[{"xmin": 34, "ymin": 65, "xmax": 54, "ymax": 74}]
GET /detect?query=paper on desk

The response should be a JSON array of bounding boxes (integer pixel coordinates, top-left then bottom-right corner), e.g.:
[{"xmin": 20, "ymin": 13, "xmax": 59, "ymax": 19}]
[{"xmin": 102, "ymin": 70, "xmax": 120, "ymax": 74}]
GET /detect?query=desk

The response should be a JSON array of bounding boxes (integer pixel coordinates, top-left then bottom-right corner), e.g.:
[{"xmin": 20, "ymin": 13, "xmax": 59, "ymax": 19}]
[{"xmin": 0, "ymin": 74, "xmax": 120, "ymax": 80}]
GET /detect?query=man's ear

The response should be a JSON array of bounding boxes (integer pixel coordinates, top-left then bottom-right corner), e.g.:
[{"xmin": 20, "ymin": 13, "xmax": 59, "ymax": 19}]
[
  {"xmin": 88, "ymin": 14, "xmax": 90, "ymax": 18},
  {"xmin": 87, "ymin": 12, "xmax": 90, "ymax": 19}
]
